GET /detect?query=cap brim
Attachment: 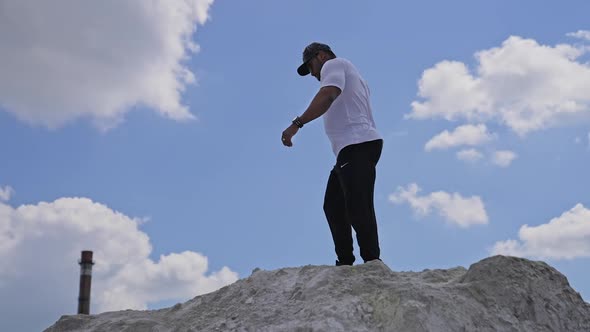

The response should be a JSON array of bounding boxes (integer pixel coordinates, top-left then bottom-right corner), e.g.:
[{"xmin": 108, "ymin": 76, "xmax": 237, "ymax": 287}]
[{"xmin": 297, "ymin": 63, "xmax": 310, "ymax": 76}]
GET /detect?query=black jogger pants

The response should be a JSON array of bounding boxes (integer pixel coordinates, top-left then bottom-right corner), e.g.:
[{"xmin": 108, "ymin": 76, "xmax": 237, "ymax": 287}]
[{"xmin": 323, "ymin": 139, "xmax": 383, "ymax": 265}]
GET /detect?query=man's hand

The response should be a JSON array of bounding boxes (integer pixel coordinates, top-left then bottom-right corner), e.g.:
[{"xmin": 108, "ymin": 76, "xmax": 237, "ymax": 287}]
[{"xmin": 281, "ymin": 124, "xmax": 299, "ymax": 147}]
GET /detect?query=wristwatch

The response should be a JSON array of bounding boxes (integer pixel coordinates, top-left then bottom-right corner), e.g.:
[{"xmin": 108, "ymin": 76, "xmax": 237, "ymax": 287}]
[{"xmin": 292, "ymin": 116, "xmax": 304, "ymax": 128}]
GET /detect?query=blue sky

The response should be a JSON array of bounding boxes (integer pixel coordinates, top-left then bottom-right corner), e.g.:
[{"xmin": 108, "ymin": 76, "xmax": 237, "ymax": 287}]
[{"xmin": 1, "ymin": 1, "xmax": 590, "ymax": 331}]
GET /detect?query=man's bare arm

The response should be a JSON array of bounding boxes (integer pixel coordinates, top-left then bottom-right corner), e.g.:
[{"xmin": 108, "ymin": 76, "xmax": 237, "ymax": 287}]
[
  {"xmin": 299, "ymin": 86, "xmax": 342, "ymax": 124},
  {"xmin": 281, "ymin": 85, "xmax": 341, "ymax": 147}
]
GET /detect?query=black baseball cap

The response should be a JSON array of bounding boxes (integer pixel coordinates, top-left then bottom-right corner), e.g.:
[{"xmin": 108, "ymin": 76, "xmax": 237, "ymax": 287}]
[{"xmin": 297, "ymin": 42, "xmax": 333, "ymax": 76}]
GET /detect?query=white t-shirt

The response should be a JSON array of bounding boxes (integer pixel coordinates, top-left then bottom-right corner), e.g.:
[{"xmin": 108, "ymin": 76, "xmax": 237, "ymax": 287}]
[{"xmin": 320, "ymin": 58, "xmax": 382, "ymax": 156}]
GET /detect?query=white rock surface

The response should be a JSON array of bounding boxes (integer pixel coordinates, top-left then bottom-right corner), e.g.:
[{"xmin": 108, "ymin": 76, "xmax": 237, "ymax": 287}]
[{"xmin": 45, "ymin": 255, "xmax": 590, "ymax": 332}]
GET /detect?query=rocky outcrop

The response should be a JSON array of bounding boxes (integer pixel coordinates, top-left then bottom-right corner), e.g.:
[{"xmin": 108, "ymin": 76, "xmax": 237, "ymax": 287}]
[{"xmin": 45, "ymin": 255, "xmax": 590, "ymax": 332}]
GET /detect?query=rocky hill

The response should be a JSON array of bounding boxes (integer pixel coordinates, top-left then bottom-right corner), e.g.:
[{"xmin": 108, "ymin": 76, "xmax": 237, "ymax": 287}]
[{"xmin": 45, "ymin": 255, "xmax": 590, "ymax": 332}]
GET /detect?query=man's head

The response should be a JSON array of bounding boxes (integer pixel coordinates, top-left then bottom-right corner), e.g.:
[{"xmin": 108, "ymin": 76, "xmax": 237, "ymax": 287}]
[{"xmin": 297, "ymin": 42, "xmax": 336, "ymax": 81}]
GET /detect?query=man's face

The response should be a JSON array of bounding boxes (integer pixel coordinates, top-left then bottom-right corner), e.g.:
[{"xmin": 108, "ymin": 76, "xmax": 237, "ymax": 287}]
[{"xmin": 307, "ymin": 53, "xmax": 321, "ymax": 81}]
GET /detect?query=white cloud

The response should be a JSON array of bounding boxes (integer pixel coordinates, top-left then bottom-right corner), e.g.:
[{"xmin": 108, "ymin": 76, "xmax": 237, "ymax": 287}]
[
  {"xmin": 0, "ymin": 195, "xmax": 237, "ymax": 331},
  {"xmin": 491, "ymin": 204, "xmax": 590, "ymax": 260},
  {"xmin": 0, "ymin": 186, "xmax": 14, "ymax": 201},
  {"xmin": 492, "ymin": 150, "xmax": 517, "ymax": 167},
  {"xmin": 409, "ymin": 61, "xmax": 491, "ymax": 122},
  {"xmin": 456, "ymin": 149, "xmax": 484, "ymax": 163},
  {"xmin": 0, "ymin": 0, "xmax": 214, "ymax": 130},
  {"xmin": 409, "ymin": 35, "xmax": 590, "ymax": 136},
  {"xmin": 425, "ymin": 124, "xmax": 493, "ymax": 151},
  {"xmin": 567, "ymin": 30, "xmax": 590, "ymax": 41},
  {"xmin": 389, "ymin": 183, "xmax": 488, "ymax": 228}
]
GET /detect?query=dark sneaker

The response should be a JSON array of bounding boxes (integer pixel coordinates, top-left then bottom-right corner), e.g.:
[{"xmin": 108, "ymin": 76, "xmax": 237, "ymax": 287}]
[
  {"xmin": 364, "ymin": 258, "xmax": 382, "ymax": 263},
  {"xmin": 335, "ymin": 260, "xmax": 353, "ymax": 266}
]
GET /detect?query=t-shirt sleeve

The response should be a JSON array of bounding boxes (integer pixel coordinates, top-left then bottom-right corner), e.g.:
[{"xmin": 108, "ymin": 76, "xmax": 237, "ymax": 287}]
[{"xmin": 320, "ymin": 59, "xmax": 346, "ymax": 91}]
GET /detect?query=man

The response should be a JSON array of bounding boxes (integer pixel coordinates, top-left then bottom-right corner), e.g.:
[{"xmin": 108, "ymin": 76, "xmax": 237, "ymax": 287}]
[{"xmin": 281, "ymin": 42, "xmax": 383, "ymax": 266}]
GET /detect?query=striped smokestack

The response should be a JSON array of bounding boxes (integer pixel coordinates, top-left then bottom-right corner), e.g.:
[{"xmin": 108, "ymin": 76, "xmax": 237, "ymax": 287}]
[{"xmin": 77, "ymin": 250, "xmax": 94, "ymax": 315}]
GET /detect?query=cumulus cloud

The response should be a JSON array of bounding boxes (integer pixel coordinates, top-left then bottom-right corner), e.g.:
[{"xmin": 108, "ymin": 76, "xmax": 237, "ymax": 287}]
[
  {"xmin": 567, "ymin": 30, "xmax": 590, "ymax": 41},
  {"xmin": 425, "ymin": 124, "xmax": 493, "ymax": 151},
  {"xmin": 0, "ymin": 0, "xmax": 214, "ymax": 130},
  {"xmin": 456, "ymin": 149, "xmax": 484, "ymax": 163},
  {"xmin": 492, "ymin": 150, "xmax": 517, "ymax": 167},
  {"xmin": 0, "ymin": 185, "xmax": 14, "ymax": 201},
  {"xmin": 0, "ymin": 195, "xmax": 237, "ymax": 332},
  {"xmin": 491, "ymin": 204, "xmax": 590, "ymax": 260},
  {"xmin": 409, "ymin": 35, "xmax": 590, "ymax": 136},
  {"xmin": 389, "ymin": 183, "xmax": 488, "ymax": 228}
]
